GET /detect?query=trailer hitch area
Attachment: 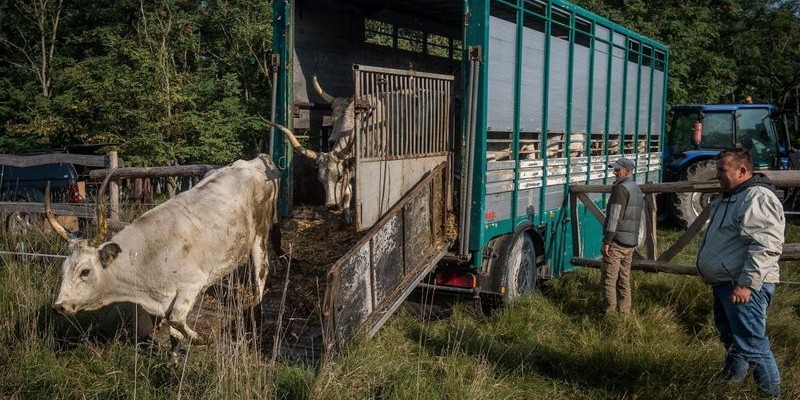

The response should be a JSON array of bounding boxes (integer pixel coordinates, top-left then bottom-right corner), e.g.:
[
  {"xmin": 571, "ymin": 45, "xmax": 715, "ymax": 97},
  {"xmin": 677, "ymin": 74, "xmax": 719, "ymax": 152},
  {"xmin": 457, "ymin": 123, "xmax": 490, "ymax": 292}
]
[{"xmin": 483, "ymin": 240, "xmax": 500, "ymax": 261}]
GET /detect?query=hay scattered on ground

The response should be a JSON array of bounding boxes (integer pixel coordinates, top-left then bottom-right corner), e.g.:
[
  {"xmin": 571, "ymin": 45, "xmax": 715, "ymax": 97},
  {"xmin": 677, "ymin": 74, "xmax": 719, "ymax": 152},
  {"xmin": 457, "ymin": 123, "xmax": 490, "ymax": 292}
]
[{"xmin": 281, "ymin": 207, "xmax": 362, "ymax": 274}]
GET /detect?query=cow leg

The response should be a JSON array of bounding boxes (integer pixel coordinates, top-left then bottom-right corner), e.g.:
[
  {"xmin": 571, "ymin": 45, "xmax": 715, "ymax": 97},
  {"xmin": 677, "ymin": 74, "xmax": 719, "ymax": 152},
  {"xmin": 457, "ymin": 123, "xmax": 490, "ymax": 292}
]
[
  {"xmin": 168, "ymin": 325, "xmax": 185, "ymax": 356},
  {"xmin": 166, "ymin": 289, "xmax": 202, "ymax": 348}
]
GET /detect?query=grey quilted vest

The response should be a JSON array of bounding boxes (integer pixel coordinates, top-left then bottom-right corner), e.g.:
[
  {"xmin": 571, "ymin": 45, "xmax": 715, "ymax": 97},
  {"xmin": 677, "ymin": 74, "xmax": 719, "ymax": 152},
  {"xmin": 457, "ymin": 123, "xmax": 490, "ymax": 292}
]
[{"xmin": 615, "ymin": 178, "xmax": 644, "ymax": 247}]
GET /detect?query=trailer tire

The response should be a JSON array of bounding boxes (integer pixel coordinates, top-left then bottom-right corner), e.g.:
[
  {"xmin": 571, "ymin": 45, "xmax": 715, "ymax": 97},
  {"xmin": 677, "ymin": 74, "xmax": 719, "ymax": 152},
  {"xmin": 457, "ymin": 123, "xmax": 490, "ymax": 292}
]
[
  {"xmin": 501, "ymin": 232, "xmax": 537, "ymax": 300},
  {"xmin": 480, "ymin": 231, "xmax": 538, "ymax": 315},
  {"xmin": 673, "ymin": 159, "xmax": 718, "ymax": 227}
]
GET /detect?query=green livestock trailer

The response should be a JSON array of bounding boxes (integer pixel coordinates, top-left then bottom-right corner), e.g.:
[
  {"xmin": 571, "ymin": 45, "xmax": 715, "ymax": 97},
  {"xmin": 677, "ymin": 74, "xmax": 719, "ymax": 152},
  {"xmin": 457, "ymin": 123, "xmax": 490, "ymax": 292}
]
[{"xmin": 270, "ymin": 0, "xmax": 669, "ymax": 348}]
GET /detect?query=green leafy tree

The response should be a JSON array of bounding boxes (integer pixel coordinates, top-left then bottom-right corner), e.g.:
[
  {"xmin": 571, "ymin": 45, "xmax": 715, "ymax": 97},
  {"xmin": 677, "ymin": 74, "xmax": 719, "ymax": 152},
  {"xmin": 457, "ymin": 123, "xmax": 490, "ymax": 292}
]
[
  {"xmin": 0, "ymin": 0, "xmax": 274, "ymax": 165},
  {"xmin": 726, "ymin": 0, "xmax": 800, "ymax": 110}
]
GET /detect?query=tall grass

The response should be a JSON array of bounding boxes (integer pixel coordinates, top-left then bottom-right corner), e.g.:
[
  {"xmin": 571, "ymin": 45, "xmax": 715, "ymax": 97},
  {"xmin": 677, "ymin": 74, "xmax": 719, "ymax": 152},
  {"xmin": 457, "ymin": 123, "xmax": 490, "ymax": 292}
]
[
  {"xmin": 1, "ymin": 220, "xmax": 799, "ymax": 399},
  {"xmin": 0, "ymin": 224, "xmax": 315, "ymax": 400}
]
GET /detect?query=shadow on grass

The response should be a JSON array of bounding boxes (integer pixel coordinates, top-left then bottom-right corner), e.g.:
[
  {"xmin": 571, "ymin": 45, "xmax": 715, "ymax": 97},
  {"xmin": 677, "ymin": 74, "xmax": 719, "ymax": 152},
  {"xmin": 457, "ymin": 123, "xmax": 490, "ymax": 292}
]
[
  {"xmin": 14, "ymin": 302, "xmax": 155, "ymax": 352},
  {"xmin": 542, "ymin": 270, "xmax": 713, "ymax": 336},
  {"xmin": 407, "ymin": 308, "xmax": 728, "ymax": 399}
]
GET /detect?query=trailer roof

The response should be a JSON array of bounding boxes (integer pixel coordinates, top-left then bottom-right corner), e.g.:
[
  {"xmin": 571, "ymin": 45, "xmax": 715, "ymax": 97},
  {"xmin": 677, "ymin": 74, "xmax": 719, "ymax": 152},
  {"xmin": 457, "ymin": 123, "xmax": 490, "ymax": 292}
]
[{"xmin": 346, "ymin": 0, "xmax": 462, "ymax": 27}]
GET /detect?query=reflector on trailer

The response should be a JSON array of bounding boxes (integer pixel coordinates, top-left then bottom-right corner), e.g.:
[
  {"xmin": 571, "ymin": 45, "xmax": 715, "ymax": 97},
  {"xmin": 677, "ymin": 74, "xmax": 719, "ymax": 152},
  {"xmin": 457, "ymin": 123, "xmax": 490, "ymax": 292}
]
[{"xmin": 435, "ymin": 271, "xmax": 477, "ymax": 289}]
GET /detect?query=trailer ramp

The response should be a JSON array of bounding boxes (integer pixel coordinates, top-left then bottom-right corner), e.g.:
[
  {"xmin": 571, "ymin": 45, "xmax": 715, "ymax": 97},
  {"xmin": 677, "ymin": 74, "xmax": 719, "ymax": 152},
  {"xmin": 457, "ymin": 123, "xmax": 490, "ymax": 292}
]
[{"xmin": 322, "ymin": 162, "xmax": 452, "ymax": 354}]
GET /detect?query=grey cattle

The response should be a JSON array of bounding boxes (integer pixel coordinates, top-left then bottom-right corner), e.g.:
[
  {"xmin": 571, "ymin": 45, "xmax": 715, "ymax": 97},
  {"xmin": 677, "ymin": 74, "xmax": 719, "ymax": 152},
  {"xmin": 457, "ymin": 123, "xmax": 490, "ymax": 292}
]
[
  {"xmin": 47, "ymin": 155, "xmax": 281, "ymax": 350},
  {"xmin": 266, "ymin": 76, "xmax": 386, "ymax": 218}
]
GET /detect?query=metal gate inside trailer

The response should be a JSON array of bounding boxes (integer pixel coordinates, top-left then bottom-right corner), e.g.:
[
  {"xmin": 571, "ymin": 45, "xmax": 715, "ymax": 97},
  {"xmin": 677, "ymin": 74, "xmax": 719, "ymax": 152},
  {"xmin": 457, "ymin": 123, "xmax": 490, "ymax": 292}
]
[
  {"xmin": 352, "ymin": 65, "xmax": 454, "ymax": 231},
  {"xmin": 323, "ymin": 162, "xmax": 452, "ymax": 353}
]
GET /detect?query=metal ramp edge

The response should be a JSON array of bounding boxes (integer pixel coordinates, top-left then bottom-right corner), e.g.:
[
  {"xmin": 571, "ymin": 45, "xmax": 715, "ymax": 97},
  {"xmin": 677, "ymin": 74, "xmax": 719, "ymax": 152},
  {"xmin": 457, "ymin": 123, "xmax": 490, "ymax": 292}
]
[{"xmin": 322, "ymin": 162, "xmax": 452, "ymax": 355}]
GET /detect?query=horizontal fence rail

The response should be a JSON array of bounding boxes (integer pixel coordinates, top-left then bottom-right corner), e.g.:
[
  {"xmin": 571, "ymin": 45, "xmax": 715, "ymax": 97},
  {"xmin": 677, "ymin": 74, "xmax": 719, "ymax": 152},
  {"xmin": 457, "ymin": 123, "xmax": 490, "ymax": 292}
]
[
  {"xmin": 0, "ymin": 153, "xmax": 108, "ymax": 168},
  {"xmin": 89, "ymin": 165, "xmax": 219, "ymax": 180},
  {"xmin": 0, "ymin": 201, "xmax": 95, "ymax": 218},
  {"xmin": 569, "ymin": 172, "xmax": 800, "ymax": 277}
]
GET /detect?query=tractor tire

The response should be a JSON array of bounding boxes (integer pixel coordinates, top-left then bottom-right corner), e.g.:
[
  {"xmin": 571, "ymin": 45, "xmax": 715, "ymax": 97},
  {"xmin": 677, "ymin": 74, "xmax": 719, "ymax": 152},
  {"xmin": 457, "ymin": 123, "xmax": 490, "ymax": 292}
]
[{"xmin": 672, "ymin": 159, "xmax": 718, "ymax": 227}]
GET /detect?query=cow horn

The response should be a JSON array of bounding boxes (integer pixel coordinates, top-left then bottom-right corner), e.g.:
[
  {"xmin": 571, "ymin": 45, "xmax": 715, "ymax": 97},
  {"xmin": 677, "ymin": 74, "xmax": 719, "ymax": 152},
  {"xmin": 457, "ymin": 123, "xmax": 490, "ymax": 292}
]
[
  {"xmin": 90, "ymin": 168, "xmax": 116, "ymax": 248},
  {"xmin": 312, "ymin": 75, "xmax": 336, "ymax": 104},
  {"xmin": 44, "ymin": 182, "xmax": 72, "ymax": 241},
  {"xmin": 263, "ymin": 119, "xmax": 320, "ymax": 161},
  {"xmin": 331, "ymin": 131, "xmax": 355, "ymax": 158}
]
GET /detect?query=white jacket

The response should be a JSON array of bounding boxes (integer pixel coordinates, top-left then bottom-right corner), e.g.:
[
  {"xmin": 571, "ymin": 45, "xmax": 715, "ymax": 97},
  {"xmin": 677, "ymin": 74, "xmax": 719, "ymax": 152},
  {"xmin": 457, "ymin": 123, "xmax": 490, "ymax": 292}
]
[{"xmin": 696, "ymin": 175, "xmax": 784, "ymax": 290}]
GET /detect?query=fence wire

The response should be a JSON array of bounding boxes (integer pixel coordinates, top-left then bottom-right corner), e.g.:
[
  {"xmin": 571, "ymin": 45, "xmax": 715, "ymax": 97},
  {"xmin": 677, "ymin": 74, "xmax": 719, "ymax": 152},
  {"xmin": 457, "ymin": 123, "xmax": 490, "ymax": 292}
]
[{"xmin": 0, "ymin": 251, "xmax": 67, "ymax": 259}]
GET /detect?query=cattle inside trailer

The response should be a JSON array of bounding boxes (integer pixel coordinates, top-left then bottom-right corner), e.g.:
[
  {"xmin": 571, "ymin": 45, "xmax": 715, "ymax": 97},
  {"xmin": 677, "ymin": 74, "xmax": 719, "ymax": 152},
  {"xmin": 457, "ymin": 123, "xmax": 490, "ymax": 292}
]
[{"xmin": 270, "ymin": 0, "xmax": 669, "ymax": 351}]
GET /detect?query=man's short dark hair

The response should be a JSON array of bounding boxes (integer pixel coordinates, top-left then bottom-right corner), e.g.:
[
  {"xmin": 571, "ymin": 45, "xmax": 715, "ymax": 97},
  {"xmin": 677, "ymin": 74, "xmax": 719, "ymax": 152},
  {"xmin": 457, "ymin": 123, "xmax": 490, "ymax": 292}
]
[{"xmin": 716, "ymin": 147, "xmax": 753, "ymax": 172}]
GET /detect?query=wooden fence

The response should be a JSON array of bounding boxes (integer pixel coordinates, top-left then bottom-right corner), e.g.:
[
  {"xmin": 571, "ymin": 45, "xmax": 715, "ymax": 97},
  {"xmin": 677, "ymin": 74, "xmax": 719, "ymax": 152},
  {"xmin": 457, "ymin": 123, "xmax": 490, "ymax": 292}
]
[
  {"xmin": 1, "ymin": 151, "xmax": 219, "ymax": 224},
  {"xmin": 570, "ymin": 170, "xmax": 800, "ymax": 275}
]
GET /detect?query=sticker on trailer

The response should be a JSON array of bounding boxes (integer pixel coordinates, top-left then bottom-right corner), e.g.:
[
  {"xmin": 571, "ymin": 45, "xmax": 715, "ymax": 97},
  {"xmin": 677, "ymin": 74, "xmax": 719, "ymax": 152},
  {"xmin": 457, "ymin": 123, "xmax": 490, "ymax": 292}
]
[
  {"xmin": 520, "ymin": 169, "xmax": 543, "ymax": 179},
  {"xmin": 519, "ymin": 179, "xmax": 542, "ymax": 189},
  {"xmin": 547, "ymin": 158, "xmax": 569, "ymax": 166},
  {"xmin": 520, "ymin": 160, "xmax": 544, "ymax": 168}
]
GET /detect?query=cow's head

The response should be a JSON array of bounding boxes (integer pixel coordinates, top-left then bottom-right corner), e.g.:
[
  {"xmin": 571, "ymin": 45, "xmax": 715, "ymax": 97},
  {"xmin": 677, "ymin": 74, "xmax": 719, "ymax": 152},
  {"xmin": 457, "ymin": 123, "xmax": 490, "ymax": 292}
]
[
  {"xmin": 46, "ymin": 173, "xmax": 122, "ymax": 315},
  {"xmin": 315, "ymin": 151, "xmax": 354, "ymax": 212},
  {"xmin": 267, "ymin": 119, "xmax": 353, "ymax": 213},
  {"xmin": 265, "ymin": 76, "xmax": 357, "ymax": 213}
]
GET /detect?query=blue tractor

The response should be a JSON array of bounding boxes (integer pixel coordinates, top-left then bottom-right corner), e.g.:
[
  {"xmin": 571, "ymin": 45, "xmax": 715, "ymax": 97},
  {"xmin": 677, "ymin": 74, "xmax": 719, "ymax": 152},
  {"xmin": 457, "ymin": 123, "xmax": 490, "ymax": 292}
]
[{"xmin": 663, "ymin": 103, "xmax": 796, "ymax": 226}]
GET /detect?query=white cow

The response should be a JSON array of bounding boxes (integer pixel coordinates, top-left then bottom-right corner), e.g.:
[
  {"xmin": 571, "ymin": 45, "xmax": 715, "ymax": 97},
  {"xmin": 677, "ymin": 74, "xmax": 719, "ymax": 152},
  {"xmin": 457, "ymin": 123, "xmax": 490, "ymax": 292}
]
[{"xmin": 47, "ymin": 155, "xmax": 281, "ymax": 353}]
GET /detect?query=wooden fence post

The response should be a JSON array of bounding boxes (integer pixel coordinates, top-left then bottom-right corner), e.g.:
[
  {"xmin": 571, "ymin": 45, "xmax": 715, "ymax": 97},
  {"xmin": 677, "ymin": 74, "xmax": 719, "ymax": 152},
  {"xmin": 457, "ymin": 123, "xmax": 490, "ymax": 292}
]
[
  {"xmin": 644, "ymin": 183, "xmax": 658, "ymax": 260},
  {"xmin": 109, "ymin": 151, "xmax": 120, "ymax": 222}
]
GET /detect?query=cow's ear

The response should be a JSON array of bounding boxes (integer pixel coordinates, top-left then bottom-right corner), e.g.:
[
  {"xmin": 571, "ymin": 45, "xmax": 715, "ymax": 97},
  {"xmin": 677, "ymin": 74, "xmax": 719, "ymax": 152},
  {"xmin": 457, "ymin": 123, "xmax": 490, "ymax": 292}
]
[{"xmin": 99, "ymin": 242, "xmax": 122, "ymax": 268}]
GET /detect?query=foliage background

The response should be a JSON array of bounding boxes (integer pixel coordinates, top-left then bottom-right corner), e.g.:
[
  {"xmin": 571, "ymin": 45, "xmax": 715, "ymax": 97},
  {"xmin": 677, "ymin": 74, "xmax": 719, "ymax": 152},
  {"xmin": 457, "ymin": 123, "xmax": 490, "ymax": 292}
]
[
  {"xmin": 0, "ymin": 0, "xmax": 273, "ymax": 164},
  {"xmin": 1, "ymin": 0, "xmax": 800, "ymax": 163}
]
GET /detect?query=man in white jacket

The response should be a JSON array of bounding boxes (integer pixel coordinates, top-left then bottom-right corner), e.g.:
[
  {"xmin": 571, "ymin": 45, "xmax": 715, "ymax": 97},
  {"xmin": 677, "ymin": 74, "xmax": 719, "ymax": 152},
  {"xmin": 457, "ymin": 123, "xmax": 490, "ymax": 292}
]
[{"xmin": 696, "ymin": 148, "xmax": 784, "ymax": 398}]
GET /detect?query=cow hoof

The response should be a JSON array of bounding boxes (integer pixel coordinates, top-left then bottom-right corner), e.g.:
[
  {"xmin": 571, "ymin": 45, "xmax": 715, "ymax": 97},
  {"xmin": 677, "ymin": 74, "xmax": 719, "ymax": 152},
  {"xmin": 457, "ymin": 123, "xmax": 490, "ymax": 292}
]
[
  {"xmin": 135, "ymin": 339, "xmax": 161, "ymax": 355},
  {"xmin": 188, "ymin": 334, "xmax": 207, "ymax": 346},
  {"xmin": 169, "ymin": 349, "xmax": 188, "ymax": 364}
]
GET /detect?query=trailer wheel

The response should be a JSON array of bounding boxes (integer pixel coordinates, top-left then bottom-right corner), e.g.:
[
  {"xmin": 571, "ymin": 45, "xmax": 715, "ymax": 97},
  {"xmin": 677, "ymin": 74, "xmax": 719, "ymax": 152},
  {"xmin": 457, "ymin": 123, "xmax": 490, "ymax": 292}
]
[
  {"xmin": 672, "ymin": 159, "xmax": 718, "ymax": 227},
  {"xmin": 480, "ymin": 231, "xmax": 537, "ymax": 315},
  {"xmin": 502, "ymin": 232, "xmax": 537, "ymax": 300}
]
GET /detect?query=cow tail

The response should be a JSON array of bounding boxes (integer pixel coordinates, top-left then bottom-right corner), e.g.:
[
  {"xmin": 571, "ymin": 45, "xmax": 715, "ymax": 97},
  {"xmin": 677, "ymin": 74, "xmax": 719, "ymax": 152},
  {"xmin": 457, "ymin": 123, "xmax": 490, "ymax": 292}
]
[
  {"xmin": 271, "ymin": 166, "xmax": 283, "ymax": 258},
  {"xmin": 270, "ymin": 189, "xmax": 284, "ymax": 258},
  {"xmin": 258, "ymin": 153, "xmax": 284, "ymax": 258}
]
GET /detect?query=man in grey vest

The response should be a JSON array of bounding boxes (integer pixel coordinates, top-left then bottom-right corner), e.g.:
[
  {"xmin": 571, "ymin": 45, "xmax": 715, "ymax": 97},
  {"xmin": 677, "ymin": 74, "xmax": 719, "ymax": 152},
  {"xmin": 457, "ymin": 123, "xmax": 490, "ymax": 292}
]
[{"xmin": 601, "ymin": 157, "xmax": 643, "ymax": 314}]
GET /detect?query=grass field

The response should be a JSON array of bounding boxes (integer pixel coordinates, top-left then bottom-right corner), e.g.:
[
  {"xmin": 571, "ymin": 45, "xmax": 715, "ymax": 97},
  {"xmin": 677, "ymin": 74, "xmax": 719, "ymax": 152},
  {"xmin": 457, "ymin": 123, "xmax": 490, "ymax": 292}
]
[{"xmin": 1, "ymin": 221, "xmax": 799, "ymax": 399}]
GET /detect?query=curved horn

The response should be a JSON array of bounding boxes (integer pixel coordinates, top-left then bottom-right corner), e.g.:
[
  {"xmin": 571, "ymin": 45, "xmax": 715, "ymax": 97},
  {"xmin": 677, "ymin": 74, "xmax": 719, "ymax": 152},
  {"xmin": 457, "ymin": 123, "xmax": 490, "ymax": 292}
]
[
  {"xmin": 263, "ymin": 118, "xmax": 320, "ymax": 161},
  {"xmin": 90, "ymin": 168, "xmax": 116, "ymax": 248},
  {"xmin": 331, "ymin": 130, "xmax": 355, "ymax": 158},
  {"xmin": 312, "ymin": 75, "xmax": 335, "ymax": 104},
  {"xmin": 44, "ymin": 182, "xmax": 71, "ymax": 241}
]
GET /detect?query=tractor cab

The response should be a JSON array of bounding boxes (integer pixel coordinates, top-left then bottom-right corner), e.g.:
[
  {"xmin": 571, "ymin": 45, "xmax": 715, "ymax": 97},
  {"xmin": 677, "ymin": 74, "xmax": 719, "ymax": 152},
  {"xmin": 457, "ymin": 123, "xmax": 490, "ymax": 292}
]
[
  {"xmin": 665, "ymin": 104, "xmax": 783, "ymax": 172},
  {"xmin": 663, "ymin": 103, "xmax": 795, "ymax": 227}
]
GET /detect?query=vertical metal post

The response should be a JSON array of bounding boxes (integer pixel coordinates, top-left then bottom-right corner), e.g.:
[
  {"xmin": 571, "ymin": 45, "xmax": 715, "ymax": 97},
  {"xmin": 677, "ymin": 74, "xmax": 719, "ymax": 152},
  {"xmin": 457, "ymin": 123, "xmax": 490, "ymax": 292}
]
[{"xmin": 458, "ymin": 48, "xmax": 481, "ymax": 260}]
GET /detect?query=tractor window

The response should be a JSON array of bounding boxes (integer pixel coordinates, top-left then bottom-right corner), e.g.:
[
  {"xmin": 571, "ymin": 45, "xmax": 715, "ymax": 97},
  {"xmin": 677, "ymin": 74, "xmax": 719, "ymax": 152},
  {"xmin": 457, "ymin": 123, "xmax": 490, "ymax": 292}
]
[
  {"xmin": 736, "ymin": 109, "xmax": 778, "ymax": 167},
  {"xmin": 668, "ymin": 110, "xmax": 704, "ymax": 154},
  {"xmin": 700, "ymin": 113, "xmax": 734, "ymax": 149}
]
